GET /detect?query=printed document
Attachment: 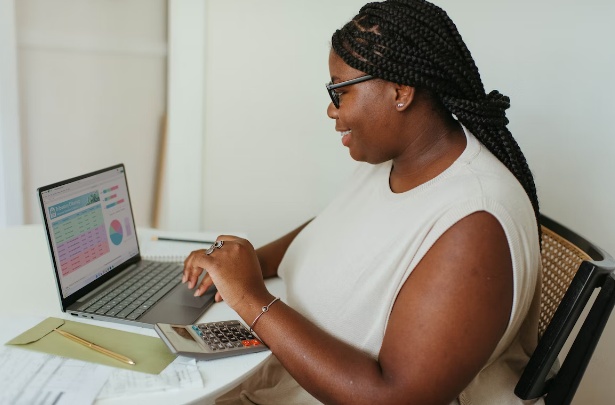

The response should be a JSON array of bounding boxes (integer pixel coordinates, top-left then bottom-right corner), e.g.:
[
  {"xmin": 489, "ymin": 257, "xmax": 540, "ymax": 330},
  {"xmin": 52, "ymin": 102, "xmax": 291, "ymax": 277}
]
[
  {"xmin": 0, "ymin": 347, "xmax": 113, "ymax": 405},
  {"xmin": 97, "ymin": 356, "xmax": 203, "ymax": 398}
]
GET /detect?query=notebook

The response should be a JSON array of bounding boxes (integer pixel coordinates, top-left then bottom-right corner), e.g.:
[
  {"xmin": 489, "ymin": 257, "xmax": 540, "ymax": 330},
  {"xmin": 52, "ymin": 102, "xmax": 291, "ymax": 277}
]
[{"xmin": 138, "ymin": 229, "xmax": 248, "ymax": 262}]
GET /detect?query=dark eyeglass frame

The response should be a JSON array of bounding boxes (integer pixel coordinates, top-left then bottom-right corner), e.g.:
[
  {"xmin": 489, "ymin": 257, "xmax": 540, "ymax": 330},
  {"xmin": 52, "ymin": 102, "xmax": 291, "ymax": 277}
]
[{"xmin": 326, "ymin": 74, "xmax": 375, "ymax": 108}]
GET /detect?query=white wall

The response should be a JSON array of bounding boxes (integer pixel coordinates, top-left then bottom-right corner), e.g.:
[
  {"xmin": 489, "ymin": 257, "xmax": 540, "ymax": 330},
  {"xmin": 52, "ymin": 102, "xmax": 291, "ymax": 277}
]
[
  {"xmin": 194, "ymin": 1, "xmax": 614, "ymax": 403},
  {"xmin": 0, "ymin": 0, "xmax": 24, "ymax": 227},
  {"xmin": 17, "ymin": 0, "xmax": 168, "ymax": 228},
  {"xmin": 160, "ymin": 0, "xmax": 206, "ymax": 232},
  {"xmin": 200, "ymin": 0, "xmax": 367, "ymax": 246}
]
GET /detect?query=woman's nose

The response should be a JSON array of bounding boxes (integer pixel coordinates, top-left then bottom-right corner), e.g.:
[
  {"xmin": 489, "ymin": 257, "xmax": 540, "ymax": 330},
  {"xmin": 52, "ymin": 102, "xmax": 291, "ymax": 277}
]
[{"xmin": 327, "ymin": 102, "xmax": 339, "ymax": 119}]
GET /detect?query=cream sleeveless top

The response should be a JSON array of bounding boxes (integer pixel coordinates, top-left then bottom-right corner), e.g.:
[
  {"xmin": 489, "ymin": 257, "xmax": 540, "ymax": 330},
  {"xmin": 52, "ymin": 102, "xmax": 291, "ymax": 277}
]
[{"xmin": 219, "ymin": 125, "xmax": 543, "ymax": 405}]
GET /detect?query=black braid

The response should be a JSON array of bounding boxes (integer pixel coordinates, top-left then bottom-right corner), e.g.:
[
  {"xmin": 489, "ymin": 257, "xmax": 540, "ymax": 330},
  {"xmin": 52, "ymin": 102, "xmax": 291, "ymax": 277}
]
[{"xmin": 332, "ymin": 0, "xmax": 541, "ymax": 239}]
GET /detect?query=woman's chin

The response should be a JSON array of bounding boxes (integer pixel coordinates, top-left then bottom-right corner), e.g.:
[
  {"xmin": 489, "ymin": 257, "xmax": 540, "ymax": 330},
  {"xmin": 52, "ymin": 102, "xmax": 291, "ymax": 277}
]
[{"xmin": 348, "ymin": 148, "xmax": 371, "ymax": 164}]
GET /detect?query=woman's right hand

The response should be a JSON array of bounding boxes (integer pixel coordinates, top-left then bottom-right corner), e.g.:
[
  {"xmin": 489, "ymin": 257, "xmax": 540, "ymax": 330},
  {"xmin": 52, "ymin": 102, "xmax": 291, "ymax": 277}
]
[{"xmin": 181, "ymin": 219, "xmax": 313, "ymax": 301}]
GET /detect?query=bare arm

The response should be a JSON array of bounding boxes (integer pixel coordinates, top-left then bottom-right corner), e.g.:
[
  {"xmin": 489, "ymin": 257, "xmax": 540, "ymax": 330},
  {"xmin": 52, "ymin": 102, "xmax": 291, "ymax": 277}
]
[
  {"xmin": 256, "ymin": 218, "xmax": 313, "ymax": 279},
  {"xmin": 233, "ymin": 212, "xmax": 514, "ymax": 405}
]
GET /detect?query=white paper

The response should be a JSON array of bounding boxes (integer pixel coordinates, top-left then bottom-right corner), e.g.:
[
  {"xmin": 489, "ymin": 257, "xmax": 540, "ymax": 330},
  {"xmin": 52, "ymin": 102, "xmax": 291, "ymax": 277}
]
[
  {"xmin": 0, "ymin": 347, "xmax": 113, "ymax": 405},
  {"xmin": 97, "ymin": 356, "xmax": 204, "ymax": 399}
]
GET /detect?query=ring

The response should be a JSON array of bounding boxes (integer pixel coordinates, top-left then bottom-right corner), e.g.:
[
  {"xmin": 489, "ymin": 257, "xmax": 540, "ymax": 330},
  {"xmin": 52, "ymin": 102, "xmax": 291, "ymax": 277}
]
[{"xmin": 205, "ymin": 240, "xmax": 224, "ymax": 255}]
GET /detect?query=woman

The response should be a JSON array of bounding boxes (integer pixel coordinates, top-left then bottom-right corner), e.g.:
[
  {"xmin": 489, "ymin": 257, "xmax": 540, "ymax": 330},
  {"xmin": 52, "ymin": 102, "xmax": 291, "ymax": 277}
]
[{"xmin": 184, "ymin": 1, "xmax": 542, "ymax": 404}]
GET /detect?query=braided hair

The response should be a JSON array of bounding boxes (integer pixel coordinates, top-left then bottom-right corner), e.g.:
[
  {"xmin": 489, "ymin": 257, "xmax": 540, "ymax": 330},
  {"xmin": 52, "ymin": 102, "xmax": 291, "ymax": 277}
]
[{"xmin": 332, "ymin": 0, "xmax": 541, "ymax": 236}]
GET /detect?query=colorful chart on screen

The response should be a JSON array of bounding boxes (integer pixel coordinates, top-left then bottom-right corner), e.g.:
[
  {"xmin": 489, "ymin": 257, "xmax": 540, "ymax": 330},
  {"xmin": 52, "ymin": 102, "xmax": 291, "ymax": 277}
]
[
  {"xmin": 109, "ymin": 220, "xmax": 124, "ymax": 245},
  {"xmin": 52, "ymin": 205, "xmax": 110, "ymax": 276}
]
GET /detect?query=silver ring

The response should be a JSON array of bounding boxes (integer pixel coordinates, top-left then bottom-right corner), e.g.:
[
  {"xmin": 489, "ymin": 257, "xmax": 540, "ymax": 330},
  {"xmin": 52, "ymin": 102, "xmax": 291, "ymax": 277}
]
[{"xmin": 205, "ymin": 240, "xmax": 224, "ymax": 255}]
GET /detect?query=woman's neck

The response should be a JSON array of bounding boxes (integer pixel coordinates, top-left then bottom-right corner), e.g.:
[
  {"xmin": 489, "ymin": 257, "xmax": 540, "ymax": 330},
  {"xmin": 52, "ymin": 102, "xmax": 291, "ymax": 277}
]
[{"xmin": 389, "ymin": 119, "xmax": 466, "ymax": 194}]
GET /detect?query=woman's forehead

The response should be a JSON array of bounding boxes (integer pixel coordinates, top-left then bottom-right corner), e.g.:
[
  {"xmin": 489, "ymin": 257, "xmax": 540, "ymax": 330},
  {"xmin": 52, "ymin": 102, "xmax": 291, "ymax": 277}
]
[{"xmin": 328, "ymin": 50, "xmax": 365, "ymax": 80}]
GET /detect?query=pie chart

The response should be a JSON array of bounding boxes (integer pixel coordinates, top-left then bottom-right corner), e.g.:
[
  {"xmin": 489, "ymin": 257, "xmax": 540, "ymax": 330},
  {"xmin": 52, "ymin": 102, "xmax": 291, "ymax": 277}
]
[{"xmin": 109, "ymin": 220, "xmax": 123, "ymax": 245}]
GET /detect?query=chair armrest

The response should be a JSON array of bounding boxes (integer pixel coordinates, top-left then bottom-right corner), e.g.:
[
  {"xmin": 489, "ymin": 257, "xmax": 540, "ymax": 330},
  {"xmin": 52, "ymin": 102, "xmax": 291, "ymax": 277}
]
[{"xmin": 515, "ymin": 262, "xmax": 600, "ymax": 399}]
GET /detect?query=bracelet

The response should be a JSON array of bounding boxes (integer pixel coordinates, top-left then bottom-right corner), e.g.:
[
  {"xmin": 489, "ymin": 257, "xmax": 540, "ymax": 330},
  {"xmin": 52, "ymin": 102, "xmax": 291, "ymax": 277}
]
[{"xmin": 250, "ymin": 297, "xmax": 280, "ymax": 335}]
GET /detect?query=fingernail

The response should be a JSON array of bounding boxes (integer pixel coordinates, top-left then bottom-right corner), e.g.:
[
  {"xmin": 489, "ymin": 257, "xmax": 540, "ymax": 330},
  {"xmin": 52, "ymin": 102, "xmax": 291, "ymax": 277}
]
[
  {"xmin": 194, "ymin": 288, "xmax": 201, "ymax": 297},
  {"xmin": 182, "ymin": 274, "xmax": 187, "ymax": 283},
  {"xmin": 188, "ymin": 281, "xmax": 194, "ymax": 289}
]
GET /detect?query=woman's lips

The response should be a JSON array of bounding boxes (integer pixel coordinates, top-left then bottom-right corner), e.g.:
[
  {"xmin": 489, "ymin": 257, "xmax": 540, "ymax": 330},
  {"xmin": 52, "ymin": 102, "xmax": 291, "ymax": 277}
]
[{"xmin": 340, "ymin": 130, "xmax": 351, "ymax": 147}]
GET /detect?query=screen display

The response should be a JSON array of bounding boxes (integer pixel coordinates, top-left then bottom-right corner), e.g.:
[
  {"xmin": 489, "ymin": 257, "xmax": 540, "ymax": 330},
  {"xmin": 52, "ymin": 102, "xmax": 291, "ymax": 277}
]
[
  {"xmin": 172, "ymin": 327, "xmax": 197, "ymax": 342},
  {"xmin": 40, "ymin": 167, "xmax": 139, "ymax": 298}
]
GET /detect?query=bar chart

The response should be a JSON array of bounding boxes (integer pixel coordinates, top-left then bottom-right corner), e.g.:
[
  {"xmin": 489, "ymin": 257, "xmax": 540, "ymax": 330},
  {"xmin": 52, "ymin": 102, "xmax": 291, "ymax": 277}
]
[{"xmin": 105, "ymin": 199, "xmax": 124, "ymax": 209}]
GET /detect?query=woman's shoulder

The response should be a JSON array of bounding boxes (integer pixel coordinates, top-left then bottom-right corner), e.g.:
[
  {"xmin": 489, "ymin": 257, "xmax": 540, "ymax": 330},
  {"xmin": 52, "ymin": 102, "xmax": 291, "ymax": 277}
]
[{"xmin": 452, "ymin": 131, "xmax": 533, "ymax": 211}]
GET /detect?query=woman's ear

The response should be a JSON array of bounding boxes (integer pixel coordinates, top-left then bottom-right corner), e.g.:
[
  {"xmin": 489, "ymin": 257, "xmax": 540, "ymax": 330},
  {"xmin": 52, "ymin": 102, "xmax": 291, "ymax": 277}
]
[{"xmin": 394, "ymin": 85, "xmax": 415, "ymax": 111}]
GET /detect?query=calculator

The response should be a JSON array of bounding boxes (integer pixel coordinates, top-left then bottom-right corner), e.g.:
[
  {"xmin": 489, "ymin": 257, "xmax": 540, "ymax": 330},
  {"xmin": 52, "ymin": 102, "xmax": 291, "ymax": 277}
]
[{"xmin": 154, "ymin": 320, "xmax": 269, "ymax": 360}]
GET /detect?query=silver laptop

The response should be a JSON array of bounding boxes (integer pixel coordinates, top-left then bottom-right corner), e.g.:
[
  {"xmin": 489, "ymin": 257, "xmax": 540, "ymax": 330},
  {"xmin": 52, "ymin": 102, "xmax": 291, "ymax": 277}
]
[{"xmin": 37, "ymin": 164, "xmax": 216, "ymax": 328}]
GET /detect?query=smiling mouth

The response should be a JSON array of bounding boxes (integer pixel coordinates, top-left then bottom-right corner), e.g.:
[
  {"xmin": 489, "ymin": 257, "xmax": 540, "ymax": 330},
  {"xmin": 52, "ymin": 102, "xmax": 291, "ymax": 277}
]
[{"xmin": 339, "ymin": 130, "xmax": 351, "ymax": 137}]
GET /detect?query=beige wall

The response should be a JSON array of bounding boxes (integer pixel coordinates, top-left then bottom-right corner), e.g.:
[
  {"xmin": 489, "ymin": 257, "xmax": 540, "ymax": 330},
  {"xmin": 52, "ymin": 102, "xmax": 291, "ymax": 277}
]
[{"xmin": 17, "ymin": 0, "xmax": 167, "ymax": 228}]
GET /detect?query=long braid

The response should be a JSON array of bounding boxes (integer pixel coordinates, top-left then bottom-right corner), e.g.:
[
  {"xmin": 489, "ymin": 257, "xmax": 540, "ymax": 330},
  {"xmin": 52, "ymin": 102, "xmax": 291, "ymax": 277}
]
[{"xmin": 332, "ymin": 0, "xmax": 541, "ymax": 237}]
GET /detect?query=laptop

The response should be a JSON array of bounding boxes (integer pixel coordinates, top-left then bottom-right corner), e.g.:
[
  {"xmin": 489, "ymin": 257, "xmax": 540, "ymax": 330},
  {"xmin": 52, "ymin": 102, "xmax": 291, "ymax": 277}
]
[{"xmin": 37, "ymin": 163, "xmax": 216, "ymax": 328}]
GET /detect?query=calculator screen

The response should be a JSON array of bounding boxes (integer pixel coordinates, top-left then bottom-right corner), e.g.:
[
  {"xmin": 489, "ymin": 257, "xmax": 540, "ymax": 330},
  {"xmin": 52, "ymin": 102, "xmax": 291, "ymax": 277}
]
[{"xmin": 172, "ymin": 326, "xmax": 197, "ymax": 342}]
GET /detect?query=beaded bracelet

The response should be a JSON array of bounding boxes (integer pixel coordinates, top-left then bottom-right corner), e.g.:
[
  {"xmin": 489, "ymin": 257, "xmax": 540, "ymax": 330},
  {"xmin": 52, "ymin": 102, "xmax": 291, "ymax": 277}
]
[{"xmin": 250, "ymin": 297, "xmax": 280, "ymax": 335}]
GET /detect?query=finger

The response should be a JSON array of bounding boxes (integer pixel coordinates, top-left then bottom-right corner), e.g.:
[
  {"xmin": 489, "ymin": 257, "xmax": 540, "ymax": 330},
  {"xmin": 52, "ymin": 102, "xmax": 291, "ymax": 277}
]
[
  {"xmin": 194, "ymin": 272, "xmax": 214, "ymax": 297},
  {"xmin": 187, "ymin": 251, "xmax": 209, "ymax": 289},
  {"xmin": 216, "ymin": 235, "xmax": 242, "ymax": 242},
  {"xmin": 215, "ymin": 291, "xmax": 222, "ymax": 302},
  {"xmin": 183, "ymin": 250, "xmax": 204, "ymax": 284},
  {"xmin": 182, "ymin": 252, "xmax": 195, "ymax": 283}
]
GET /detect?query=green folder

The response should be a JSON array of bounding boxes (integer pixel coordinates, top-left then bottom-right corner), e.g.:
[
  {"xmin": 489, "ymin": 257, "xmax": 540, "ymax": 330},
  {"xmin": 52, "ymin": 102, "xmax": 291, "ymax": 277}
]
[{"xmin": 5, "ymin": 317, "xmax": 176, "ymax": 374}]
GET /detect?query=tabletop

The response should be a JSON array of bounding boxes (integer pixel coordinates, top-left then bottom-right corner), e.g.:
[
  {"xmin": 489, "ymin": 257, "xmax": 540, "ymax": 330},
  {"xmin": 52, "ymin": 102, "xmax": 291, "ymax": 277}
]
[{"xmin": 0, "ymin": 224, "xmax": 286, "ymax": 405}]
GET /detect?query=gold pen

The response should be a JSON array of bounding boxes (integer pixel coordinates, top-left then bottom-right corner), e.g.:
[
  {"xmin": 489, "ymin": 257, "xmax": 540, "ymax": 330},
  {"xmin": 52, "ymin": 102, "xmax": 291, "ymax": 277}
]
[{"xmin": 53, "ymin": 328, "xmax": 136, "ymax": 365}]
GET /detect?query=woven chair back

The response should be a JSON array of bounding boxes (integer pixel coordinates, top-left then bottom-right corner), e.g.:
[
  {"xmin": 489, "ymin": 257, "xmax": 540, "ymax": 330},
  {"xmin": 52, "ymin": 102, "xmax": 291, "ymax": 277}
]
[{"xmin": 539, "ymin": 225, "xmax": 592, "ymax": 339}]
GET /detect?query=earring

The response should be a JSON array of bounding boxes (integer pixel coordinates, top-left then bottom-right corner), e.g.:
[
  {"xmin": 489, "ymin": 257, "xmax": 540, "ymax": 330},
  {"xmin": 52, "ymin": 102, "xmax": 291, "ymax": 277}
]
[{"xmin": 397, "ymin": 103, "xmax": 404, "ymax": 107}]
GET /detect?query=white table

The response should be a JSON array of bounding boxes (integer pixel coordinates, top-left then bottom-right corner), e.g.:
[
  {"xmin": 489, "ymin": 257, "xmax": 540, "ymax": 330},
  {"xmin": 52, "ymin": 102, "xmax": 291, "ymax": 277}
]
[{"xmin": 0, "ymin": 224, "xmax": 285, "ymax": 405}]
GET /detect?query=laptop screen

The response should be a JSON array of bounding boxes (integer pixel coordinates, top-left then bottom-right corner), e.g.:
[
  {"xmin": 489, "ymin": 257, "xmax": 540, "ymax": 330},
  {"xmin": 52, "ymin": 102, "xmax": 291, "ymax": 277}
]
[{"xmin": 40, "ymin": 166, "xmax": 139, "ymax": 299}]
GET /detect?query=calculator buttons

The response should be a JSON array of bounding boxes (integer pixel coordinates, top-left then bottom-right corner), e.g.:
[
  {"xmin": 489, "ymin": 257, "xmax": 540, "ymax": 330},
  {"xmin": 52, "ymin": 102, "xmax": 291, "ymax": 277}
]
[
  {"xmin": 209, "ymin": 345, "xmax": 217, "ymax": 351},
  {"xmin": 225, "ymin": 342, "xmax": 234, "ymax": 349},
  {"xmin": 241, "ymin": 340, "xmax": 252, "ymax": 346},
  {"xmin": 251, "ymin": 340, "xmax": 261, "ymax": 346},
  {"xmin": 217, "ymin": 343, "xmax": 225, "ymax": 350}
]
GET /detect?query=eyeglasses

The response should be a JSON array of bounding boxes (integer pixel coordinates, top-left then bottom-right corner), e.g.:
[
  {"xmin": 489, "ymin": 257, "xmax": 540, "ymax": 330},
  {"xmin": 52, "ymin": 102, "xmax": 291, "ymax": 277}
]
[{"xmin": 326, "ymin": 74, "xmax": 375, "ymax": 108}]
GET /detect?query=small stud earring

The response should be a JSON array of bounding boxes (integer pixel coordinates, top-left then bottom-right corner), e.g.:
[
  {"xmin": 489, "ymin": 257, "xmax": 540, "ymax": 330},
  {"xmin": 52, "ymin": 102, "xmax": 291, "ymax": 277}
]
[{"xmin": 397, "ymin": 103, "xmax": 404, "ymax": 107}]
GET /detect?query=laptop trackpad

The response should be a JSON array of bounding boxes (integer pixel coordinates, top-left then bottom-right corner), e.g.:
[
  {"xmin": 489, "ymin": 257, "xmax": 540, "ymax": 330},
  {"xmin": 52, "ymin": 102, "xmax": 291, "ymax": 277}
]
[{"xmin": 166, "ymin": 283, "xmax": 216, "ymax": 308}]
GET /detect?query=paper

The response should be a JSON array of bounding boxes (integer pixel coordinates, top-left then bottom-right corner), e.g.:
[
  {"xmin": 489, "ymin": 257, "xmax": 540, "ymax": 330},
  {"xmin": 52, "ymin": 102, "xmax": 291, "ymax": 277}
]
[
  {"xmin": 6, "ymin": 317, "xmax": 177, "ymax": 374},
  {"xmin": 97, "ymin": 356, "xmax": 203, "ymax": 399},
  {"xmin": 0, "ymin": 347, "xmax": 113, "ymax": 405}
]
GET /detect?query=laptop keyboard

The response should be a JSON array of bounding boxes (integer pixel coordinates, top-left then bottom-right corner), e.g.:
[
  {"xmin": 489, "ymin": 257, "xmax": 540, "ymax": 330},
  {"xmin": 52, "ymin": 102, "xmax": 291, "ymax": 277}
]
[{"xmin": 80, "ymin": 262, "xmax": 184, "ymax": 320}]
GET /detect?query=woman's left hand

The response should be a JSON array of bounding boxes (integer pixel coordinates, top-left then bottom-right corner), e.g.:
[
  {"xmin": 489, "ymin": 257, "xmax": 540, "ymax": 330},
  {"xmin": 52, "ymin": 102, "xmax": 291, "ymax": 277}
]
[{"xmin": 182, "ymin": 235, "xmax": 272, "ymax": 313}]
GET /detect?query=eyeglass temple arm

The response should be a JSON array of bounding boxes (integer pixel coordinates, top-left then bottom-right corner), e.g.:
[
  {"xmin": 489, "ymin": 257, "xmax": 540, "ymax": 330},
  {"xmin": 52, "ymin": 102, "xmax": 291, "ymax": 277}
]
[{"xmin": 326, "ymin": 75, "xmax": 375, "ymax": 90}]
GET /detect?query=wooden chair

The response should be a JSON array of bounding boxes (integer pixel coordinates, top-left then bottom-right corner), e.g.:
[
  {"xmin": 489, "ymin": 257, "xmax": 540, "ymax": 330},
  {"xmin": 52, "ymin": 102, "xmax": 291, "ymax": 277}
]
[{"xmin": 515, "ymin": 215, "xmax": 615, "ymax": 404}]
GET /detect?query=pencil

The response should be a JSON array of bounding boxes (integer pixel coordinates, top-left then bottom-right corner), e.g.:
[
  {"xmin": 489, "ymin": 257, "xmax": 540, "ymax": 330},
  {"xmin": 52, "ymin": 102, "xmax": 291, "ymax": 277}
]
[
  {"xmin": 151, "ymin": 236, "xmax": 215, "ymax": 244},
  {"xmin": 54, "ymin": 328, "xmax": 136, "ymax": 365}
]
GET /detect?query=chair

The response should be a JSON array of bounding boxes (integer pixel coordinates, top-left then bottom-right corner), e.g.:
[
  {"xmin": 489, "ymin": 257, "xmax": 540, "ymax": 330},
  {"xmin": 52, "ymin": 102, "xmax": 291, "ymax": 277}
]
[{"xmin": 515, "ymin": 215, "xmax": 615, "ymax": 405}]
